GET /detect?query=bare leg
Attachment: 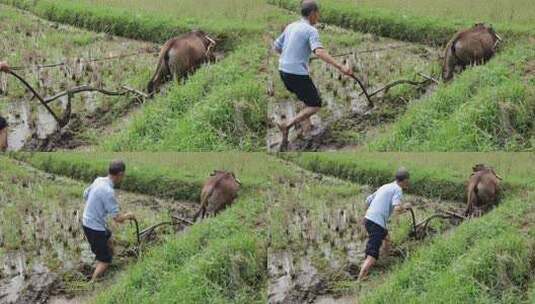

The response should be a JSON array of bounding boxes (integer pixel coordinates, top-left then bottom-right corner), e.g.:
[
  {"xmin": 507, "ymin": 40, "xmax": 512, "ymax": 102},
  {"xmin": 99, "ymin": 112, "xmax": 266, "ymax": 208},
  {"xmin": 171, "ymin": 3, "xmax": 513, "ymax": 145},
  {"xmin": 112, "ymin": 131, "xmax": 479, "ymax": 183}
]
[
  {"xmin": 0, "ymin": 128, "xmax": 7, "ymax": 152},
  {"xmin": 91, "ymin": 261, "xmax": 109, "ymax": 282},
  {"xmin": 358, "ymin": 255, "xmax": 377, "ymax": 281},
  {"xmin": 278, "ymin": 106, "xmax": 320, "ymax": 150},
  {"xmin": 299, "ymin": 117, "xmax": 313, "ymax": 136}
]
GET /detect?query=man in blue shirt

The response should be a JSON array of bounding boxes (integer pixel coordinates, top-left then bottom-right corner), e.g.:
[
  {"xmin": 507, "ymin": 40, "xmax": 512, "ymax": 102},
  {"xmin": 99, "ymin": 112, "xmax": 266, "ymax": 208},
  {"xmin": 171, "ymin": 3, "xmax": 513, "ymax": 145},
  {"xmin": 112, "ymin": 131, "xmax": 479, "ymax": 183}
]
[
  {"xmin": 358, "ymin": 168, "xmax": 412, "ymax": 281},
  {"xmin": 82, "ymin": 160, "xmax": 136, "ymax": 282},
  {"xmin": 273, "ymin": 1, "xmax": 353, "ymax": 149}
]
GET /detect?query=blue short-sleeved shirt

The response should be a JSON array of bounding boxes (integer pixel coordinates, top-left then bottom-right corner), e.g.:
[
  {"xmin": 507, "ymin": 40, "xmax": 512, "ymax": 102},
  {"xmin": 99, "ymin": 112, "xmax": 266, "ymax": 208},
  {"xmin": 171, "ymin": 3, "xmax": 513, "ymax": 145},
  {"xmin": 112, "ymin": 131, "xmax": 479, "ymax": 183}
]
[
  {"xmin": 365, "ymin": 182, "xmax": 403, "ymax": 229},
  {"xmin": 82, "ymin": 177, "xmax": 120, "ymax": 231},
  {"xmin": 273, "ymin": 18, "xmax": 323, "ymax": 75}
]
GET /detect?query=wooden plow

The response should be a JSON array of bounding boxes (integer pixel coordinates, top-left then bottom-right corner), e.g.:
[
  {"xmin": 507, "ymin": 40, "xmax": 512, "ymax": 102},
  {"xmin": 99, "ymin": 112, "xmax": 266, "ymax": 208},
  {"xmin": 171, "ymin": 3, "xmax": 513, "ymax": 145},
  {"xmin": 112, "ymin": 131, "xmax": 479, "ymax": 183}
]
[
  {"xmin": 127, "ymin": 215, "xmax": 194, "ymax": 259},
  {"xmin": 406, "ymin": 207, "xmax": 466, "ymax": 240}
]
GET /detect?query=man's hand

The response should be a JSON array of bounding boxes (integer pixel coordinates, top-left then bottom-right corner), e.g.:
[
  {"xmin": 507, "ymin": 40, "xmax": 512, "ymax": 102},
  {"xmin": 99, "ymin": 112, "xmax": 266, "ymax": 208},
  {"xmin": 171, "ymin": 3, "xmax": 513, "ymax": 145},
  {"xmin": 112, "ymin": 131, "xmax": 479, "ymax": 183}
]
[
  {"xmin": 0, "ymin": 62, "xmax": 10, "ymax": 73},
  {"xmin": 123, "ymin": 212, "xmax": 136, "ymax": 220},
  {"xmin": 402, "ymin": 203, "xmax": 413, "ymax": 210},
  {"xmin": 338, "ymin": 65, "xmax": 353, "ymax": 77},
  {"xmin": 315, "ymin": 48, "xmax": 353, "ymax": 77},
  {"xmin": 113, "ymin": 212, "xmax": 136, "ymax": 223}
]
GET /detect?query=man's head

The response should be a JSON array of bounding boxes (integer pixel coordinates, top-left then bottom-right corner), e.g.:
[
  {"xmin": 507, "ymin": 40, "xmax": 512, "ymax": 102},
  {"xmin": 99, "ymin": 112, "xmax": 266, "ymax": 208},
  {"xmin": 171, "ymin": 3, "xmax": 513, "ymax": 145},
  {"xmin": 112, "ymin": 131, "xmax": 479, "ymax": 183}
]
[
  {"xmin": 0, "ymin": 116, "xmax": 8, "ymax": 152},
  {"xmin": 395, "ymin": 167, "xmax": 410, "ymax": 190},
  {"xmin": 108, "ymin": 160, "xmax": 126, "ymax": 186},
  {"xmin": 301, "ymin": 1, "xmax": 320, "ymax": 25}
]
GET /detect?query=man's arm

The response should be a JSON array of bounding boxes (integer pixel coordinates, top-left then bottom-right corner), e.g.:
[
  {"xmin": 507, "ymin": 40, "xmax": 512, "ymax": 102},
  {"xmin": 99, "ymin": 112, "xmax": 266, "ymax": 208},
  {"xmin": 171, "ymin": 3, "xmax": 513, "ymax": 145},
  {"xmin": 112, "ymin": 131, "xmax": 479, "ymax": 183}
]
[
  {"xmin": 314, "ymin": 48, "xmax": 352, "ymax": 76},
  {"xmin": 104, "ymin": 190, "xmax": 135, "ymax": 223},
  {"xmin": 392, "ymin": 191, "xmax": 411, "ymax": 214},
  {"xmin": 365, "ymin": 191, "xmax": 376, "ymax": 208},
  {"xmin": 113, "ymin": 212, "xmax": 135, "ymax": 223},
  {"xmin": 273, "ymin": 32, "xmax": 285, "ymax": 54},
  {"xmin": 310, "ymin": 27, "xmax": 352, "ymax": 76},
  {"xmin": 0, "ymin": 62, "xmax": 10, "ymax": 72}
]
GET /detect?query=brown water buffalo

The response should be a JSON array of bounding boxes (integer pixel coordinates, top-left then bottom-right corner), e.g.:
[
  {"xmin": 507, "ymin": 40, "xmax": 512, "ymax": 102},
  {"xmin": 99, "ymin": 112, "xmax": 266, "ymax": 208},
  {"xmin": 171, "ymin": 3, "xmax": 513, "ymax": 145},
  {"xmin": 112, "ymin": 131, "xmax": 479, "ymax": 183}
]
[
  {"xmin": 147, "ymin": 30, "xmax": 216, "ymax": 95},
  {"xmin": 193, "ymin": 170, "xmax": 241, "ymax": 221},
  {"xmin": 442, "ymin": 23, "xmax": 502, "ymax": 81},
  {"xmin": 465, "ymin": 164, "xmax": 502, "ymax": 217}
]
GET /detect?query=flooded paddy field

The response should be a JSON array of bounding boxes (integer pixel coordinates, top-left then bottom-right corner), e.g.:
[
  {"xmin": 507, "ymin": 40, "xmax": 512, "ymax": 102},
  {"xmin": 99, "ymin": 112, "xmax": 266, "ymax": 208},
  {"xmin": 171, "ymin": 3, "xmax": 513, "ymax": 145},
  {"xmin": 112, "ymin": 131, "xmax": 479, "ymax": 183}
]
[
  {"xmin": 0, "ymin": 157, "xmax": 198, "ymax": 303},
  {"xmin": 267, "ymin": 24, "xmax": 440, "ymax": 151},
  {"xmin": 267, "ymin": 162, "xmax": 465, "ymax": 303},
  {"xmin": 0, "ymin": 5, "xmax": 159, "ymax": 151}
]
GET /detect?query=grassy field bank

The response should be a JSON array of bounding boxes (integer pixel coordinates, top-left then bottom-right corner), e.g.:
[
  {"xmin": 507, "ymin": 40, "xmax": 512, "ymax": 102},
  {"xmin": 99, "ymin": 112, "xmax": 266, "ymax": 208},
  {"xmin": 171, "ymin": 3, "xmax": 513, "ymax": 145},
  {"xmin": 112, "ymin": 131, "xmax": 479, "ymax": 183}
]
[
  {"xmin": 13, "ymin": 153, "xmax": 297, "ymax": 303},
  {"xmin": 269, "ymin": 0, "xmax": 534, "ymax": 45},
  {"xmin": 0, "ymin": 5, "xmax": 159, "ymax": 149},
  {"xmin": 283, "ymin": 152, "xmax": 535, "ymax": 200},
  {"xmin": 283, "ymin": 153, "xmax": 535, "ymax": 303},
  {"xmin": 270, "ymin": 0, "xmax": 535, "ymax": 152},
  {"xmin": 10, "ymin": 153, "xmax": 535, "ymax": 303},
  {"xmin": 370, "ymin": 43, "xmax": 535, "ymax": 152},
  {"xmin": 0, "ymin": 156, "xmax": 198, "ymax": 300},
  {"xmin": 0, "ymin": 0, "xmax": 284, "ymax": 45},
  {"xmin": 0, "ymin": 0, "xmax": 292, "ymax": 151},
  {"xmin": 103, "ymin": 41, "xmax": 271, "ymax": 151}
]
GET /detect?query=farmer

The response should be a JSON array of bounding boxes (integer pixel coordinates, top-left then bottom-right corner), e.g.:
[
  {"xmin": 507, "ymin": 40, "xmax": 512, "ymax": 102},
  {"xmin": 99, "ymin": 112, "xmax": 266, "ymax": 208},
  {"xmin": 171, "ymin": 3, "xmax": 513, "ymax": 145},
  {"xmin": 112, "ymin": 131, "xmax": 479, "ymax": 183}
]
[
  {"xmin": 358, "ymin": 167, "xmax": 412, "ymax": 281},
  {"xmin": 82, "ymin": 160, "xmax": 136, "ymax": 282},
  {"xmin": 273, "ymin": 0, "xmax": 353, "ymax": 149},
  {"xmin": 0, "ymin": 116, "xmax": 7, "ymax": 152},
  {"xmin": 0, "ymin": 61, "xmax": 9, "ymax": 72}
]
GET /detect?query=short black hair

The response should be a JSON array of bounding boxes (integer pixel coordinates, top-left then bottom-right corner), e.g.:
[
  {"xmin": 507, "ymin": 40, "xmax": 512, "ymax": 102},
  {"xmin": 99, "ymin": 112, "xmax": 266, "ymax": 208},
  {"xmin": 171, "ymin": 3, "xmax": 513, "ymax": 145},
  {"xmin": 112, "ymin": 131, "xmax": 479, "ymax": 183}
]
[
  {"xmin": 109, "ymin": 160, "xmax": 126, "ymax": 176},
  {"xmin": 395, "ymin": 167, "xmax": 410, "ymax": 182},
  {"xmin": 301, "ymin": 0, "xmax": 319, "ymax": 17},
  {"xmin": 0, "ymin": 116, "xmax": 7, "ymax": 130}
]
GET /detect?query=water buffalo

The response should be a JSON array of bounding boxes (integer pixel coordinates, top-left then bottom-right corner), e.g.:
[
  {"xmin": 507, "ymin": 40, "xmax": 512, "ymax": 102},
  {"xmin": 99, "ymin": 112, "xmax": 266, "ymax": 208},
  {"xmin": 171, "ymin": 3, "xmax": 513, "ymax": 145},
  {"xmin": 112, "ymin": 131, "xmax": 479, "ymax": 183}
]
[
  {"xmin": 465, "ymin": 164, "xmax": 502, "ymax": 216},
  {"xmin": 147, "ymin": 30, "xmax": 216, "ymax": 95},
  {"xmin": 193, "ymin": 170, "xmax": 241, "ymax": 221},
  {"xmin": 443, "ymin": 23, "xmax": 502, "ymax": 81}
]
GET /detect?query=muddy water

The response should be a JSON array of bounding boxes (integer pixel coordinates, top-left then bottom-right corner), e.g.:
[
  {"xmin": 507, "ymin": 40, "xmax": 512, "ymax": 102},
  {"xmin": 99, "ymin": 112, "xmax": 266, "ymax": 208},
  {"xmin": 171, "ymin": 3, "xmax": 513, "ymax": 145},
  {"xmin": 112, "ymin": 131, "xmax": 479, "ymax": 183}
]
[
  {"xmin": 268, "ymin": 194, "xmax": 464, "ymax": 303},
  {"xmin": 267, "ymin": 29, "xmax": 439, "ymax": 151},
  {"xmin": 0, "ymin": 5, "xmax": 159, "ymax": 151},
  {"xmin": 0, "ymin": 165, "xmax": 198, "ymax": 303}
]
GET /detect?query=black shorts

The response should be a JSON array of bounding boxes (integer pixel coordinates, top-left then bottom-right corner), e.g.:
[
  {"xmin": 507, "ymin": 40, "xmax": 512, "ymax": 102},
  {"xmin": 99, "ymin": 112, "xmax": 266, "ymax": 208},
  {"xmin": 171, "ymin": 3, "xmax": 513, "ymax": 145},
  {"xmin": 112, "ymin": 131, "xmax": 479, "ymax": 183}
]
[
  {"xmin": 83, "ymin": 226, "xmax": 113, "ymax": 263},
  {"xmin": 364, "ymin": 218, "xmax": 388, "ymax": 259},
  {"xmin": 279, "ymin": 71, "xmax": 322, "ymax": 107}
]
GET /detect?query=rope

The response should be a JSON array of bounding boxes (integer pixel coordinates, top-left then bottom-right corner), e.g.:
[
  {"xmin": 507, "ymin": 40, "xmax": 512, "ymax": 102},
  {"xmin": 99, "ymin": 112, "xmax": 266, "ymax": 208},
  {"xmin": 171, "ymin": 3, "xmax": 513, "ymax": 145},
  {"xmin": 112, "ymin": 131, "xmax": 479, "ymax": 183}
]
[{"xmin": 9, "ymin": 49, "xmax": 159, "ymax": 71}]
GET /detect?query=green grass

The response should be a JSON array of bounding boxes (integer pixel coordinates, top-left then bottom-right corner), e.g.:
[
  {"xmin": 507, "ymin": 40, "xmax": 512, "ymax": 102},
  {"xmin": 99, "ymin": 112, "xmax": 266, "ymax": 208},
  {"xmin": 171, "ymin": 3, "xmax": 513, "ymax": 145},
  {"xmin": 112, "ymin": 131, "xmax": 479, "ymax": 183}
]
[
  {"xmin": 269, "ymin": 0, "xmax": 535, "ymax": 152},
  {"xmin": 103, "ymin": 41, "xmax": 271, "ymax": 151},
  {"xmin": 361, "ymin": 192, "xmax": 535, "ymax": 304},
  {"xmin": 340, "ymin": 0, "xmax": 535, "ymax": 30},
  {"xmin": 370, "ymin": 43, "xmax": 535, "ymax": 151},
  {"xmin": 0, "ymin": 0, "xmax": 292, "ymax": 151},
  {"xmin": 12, "ymin": 152, "xmax": 297, "ymax": 303},
  {"xmin": 283, "ymin": 153, "xmax": 535, "ymax": 303},
  {"xmin": 269, "ymin": 0, "xmax": 534, "ymax": 46},
  {"xmin": 0, "ymin": 156, "xmax": 182, "ymax": 295},
  {"xmin": 0, "ymin": 5, "xmax": 156, "ymax": 142},
  {"xmin": 0, "ymin": 0, "xmax": 285, "ymax": 45},
  {"xmin": 10, "ymin": 152, "xmax": 535, "ymax": 303}
]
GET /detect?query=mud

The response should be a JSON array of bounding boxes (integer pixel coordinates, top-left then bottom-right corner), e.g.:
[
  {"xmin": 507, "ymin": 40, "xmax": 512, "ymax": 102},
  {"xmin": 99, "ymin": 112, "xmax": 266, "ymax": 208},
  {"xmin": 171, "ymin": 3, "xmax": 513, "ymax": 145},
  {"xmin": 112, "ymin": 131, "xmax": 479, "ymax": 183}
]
[
  {"xmin": 267, "ymin": 192, "xmax": 464, "ymax": 303},
  {"xmin": 0, "ymin": 160, "xmax": 198, "ymax": 303},
  {"xmin": 267, "ymin": 27, "xmax": 440, "ymax": 151},
  {"xmin": 0, "ymin": 5, "xmax": 159, "ymax": 151}
]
